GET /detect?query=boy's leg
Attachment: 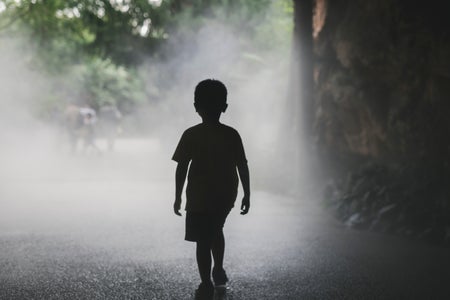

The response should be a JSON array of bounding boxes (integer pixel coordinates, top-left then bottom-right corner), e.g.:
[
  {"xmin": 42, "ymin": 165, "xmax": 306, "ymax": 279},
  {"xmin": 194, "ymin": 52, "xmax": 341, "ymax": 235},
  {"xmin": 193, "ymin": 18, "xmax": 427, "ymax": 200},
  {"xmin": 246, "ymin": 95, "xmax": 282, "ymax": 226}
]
[
  {"xmin": 196, "ymin": 241, "xmax": 213, "ymax": 285},
  {"xmin": 211, "ymin": 230, "xmax": 225, "ymax": 270},
  {"xmin": 211, "ymin": 230, "xmax": 229, "ymax": 286}
]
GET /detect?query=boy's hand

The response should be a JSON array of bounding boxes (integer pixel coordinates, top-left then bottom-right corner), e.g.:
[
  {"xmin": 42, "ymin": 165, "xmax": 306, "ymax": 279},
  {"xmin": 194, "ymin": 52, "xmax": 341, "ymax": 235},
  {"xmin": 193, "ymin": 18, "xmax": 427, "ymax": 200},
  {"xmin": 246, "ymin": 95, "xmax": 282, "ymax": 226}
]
[
  {"xmin": 240, "ymin": 195, "xmax": 250, "ymax": 215},
  {"xmin": 173, "ymin": 198, "xmax": 182, "ymax": 216}
]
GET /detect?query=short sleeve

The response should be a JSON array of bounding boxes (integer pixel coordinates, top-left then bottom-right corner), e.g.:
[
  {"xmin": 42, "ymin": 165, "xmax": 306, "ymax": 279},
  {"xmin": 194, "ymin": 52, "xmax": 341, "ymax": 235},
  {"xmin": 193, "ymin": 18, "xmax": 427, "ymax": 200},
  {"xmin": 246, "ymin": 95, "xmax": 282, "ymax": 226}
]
[
  {"xmin": 235, "ymin": 132, "xmax": 247, "ymax": 164},
  {"xmin": 172, "ymin": 131, "xmax": 192, "ymax": 163}
]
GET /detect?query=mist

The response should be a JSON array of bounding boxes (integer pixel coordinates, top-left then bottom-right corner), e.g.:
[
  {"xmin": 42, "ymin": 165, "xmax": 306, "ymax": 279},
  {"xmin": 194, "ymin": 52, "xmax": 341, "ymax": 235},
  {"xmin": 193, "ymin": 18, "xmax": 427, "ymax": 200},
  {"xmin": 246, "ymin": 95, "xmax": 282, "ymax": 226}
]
[
  {"xmin": 0, "ymin": 2, "xmax": 301, "ymax": 249},
  {"xmin": 141, "ymin": 21, "xmax": 298, "ymax": 190},
  {"xmin": 3, "ymin": 2, "xmax": 450, "ymax": 299},
  {"xmin": 0, "ymin": 6, "xmax": 319, "ymax": 295}
]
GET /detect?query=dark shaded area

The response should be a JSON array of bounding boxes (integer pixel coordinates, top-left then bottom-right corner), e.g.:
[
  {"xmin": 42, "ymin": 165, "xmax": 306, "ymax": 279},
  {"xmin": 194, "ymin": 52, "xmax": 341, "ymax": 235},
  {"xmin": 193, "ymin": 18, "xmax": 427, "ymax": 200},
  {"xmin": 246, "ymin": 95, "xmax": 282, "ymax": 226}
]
[{"xmin": 313, "ymin": 0, "xmax": 450, "ymax": 244}]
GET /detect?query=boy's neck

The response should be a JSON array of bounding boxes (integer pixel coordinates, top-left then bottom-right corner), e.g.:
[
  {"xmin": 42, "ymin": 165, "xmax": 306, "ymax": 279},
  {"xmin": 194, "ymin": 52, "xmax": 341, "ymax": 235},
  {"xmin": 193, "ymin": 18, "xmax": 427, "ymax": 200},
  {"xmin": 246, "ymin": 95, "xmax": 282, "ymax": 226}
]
[
  {"xmin": 200, "ymin": 113, "xmax": 221, "ymax": 124},
  {"xmin": 201, "ymin": 117, "xmax": 221, "ymax": 125}
]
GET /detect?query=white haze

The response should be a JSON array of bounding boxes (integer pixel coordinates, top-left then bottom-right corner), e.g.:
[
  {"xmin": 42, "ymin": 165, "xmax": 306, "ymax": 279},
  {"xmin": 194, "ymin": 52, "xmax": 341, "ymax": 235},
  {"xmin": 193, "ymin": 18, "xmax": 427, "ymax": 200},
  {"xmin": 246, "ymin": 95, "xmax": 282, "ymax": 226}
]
[
  {"xmin": 141, "ymin": 21, "xmax": 299, "ymax": 190},
  {"xmin": 0, "ymin": 7, "xmax": 311, "ymax": 254}
]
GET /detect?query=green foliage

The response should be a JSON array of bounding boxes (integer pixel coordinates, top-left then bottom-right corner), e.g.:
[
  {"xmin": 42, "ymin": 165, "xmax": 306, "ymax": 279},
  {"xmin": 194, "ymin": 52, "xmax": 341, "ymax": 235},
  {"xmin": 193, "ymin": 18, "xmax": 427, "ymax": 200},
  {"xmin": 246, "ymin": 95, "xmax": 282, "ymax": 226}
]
[
  {"xmin": 162, "ymin": 0, "xmax": 292, "ymax": 52},
  {"xmin": 252, "ymin": 0, "xmax": 293, "ymax": 52},
  {"xmin": 0, "ymin": 0, "xmax": 293, "ymax": 65},
  {"xmin": 70, "ymin": 58, "xmax": 145, "ymax": 110},
  {"xmin": 0, "ymin": 0, "xmax": 293, "ymax": 118},
  {"xmin": 0, "ymin": 0, "xmax": 169, "ymax": 67}
]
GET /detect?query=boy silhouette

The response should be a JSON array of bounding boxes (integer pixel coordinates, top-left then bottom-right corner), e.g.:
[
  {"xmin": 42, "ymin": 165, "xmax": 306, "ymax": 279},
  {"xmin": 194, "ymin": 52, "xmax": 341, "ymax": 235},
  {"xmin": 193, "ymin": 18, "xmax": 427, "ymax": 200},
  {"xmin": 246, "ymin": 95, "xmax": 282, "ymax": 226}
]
[{"xmin": 172, "ymin": 79, "xmax": 250, "ymax": 299}]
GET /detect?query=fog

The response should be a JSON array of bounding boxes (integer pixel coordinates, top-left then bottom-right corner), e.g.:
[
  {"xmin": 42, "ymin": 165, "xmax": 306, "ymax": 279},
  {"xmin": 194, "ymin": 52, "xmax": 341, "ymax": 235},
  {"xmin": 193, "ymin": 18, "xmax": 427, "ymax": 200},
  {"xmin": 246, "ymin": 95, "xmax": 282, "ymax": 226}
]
[
  {"xmin": 4, "ymin": 3, "xmax": 450, "ymax": 300},
  {"xmin": 0, "ymin": 5, "xmax": 306, "ymax": 254}
]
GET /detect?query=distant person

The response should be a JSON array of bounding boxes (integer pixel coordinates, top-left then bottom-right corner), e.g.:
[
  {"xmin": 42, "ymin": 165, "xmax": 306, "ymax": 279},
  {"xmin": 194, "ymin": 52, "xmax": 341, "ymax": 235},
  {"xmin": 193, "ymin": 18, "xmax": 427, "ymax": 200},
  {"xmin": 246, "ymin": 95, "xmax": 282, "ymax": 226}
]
[
  {"xmin": 80, "ymin": 107, "xmax": 100, "ymax": 154},
  {"xmin": 99, "ymin": 103, "xmax": 122, "ymax": 151},
  {"xmin": 172, "ymin": 79, "xmax": 250, "ymax": 300},
  {"xmin": 63, "ymin": 104, "xmax": 84, "ymax": 153}
]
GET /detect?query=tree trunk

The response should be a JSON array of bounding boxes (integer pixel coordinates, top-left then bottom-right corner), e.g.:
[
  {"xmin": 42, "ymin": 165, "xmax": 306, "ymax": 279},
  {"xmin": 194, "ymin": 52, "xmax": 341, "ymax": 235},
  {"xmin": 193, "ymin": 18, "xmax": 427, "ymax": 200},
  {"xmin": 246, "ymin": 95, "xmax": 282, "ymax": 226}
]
[{"xmin": 292, "ymin": 0, "xmax": 314, "ymax": 138}]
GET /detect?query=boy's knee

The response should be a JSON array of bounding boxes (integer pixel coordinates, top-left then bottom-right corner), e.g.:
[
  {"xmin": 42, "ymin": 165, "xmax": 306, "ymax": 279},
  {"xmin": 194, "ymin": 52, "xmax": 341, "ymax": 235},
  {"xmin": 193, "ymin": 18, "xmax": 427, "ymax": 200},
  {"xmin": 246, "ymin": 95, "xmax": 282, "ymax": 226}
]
[
  {"xmin": 197, "ymin": 240, "xmax": 212, "ymax": 249},
  {"xmin": 213, "ymin": 229, "xmax": 224, "ymax": 240}
]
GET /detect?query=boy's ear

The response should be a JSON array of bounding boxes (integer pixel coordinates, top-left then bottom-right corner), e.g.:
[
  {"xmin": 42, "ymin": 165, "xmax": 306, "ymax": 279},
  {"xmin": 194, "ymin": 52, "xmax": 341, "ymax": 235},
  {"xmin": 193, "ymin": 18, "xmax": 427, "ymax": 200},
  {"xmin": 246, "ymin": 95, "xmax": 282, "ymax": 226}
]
[{"xmin": 222, "ymin": 103, "xmax": 228, "ymax": 113}]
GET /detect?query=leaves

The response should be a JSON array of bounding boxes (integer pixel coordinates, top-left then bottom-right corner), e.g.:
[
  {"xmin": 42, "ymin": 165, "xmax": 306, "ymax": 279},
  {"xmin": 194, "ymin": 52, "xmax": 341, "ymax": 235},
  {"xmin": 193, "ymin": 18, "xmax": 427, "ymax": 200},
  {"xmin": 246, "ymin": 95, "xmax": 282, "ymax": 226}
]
[{"xmin": 0, "ymin": 0, "xmax": 293, "ymax": 115}]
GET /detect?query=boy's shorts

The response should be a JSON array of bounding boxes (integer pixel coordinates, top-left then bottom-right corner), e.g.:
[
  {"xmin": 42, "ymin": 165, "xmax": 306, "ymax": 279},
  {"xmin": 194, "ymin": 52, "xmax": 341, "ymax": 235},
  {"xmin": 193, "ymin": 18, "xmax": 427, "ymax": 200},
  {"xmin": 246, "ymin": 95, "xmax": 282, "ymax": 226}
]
[{"xmin": 185, "ymin": 210, "xmax": 230, "ymax": 242}]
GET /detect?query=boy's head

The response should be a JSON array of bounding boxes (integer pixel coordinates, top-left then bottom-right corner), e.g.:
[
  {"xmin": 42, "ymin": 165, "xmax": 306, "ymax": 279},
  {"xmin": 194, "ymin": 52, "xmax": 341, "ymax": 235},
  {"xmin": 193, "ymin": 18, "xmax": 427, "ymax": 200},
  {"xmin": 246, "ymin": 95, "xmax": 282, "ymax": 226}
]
[{"xmin": 194, "ymin": 79, "xmax": 228, "ymax": 118}]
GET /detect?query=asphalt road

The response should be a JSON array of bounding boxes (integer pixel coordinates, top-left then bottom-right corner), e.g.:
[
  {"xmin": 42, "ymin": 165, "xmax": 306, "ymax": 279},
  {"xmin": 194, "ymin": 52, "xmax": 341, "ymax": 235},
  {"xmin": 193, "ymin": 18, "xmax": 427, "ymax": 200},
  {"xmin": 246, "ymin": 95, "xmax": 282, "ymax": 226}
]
[{"xmin": 1, "ymin": 139, "xmax": 449, "ymax": 299}]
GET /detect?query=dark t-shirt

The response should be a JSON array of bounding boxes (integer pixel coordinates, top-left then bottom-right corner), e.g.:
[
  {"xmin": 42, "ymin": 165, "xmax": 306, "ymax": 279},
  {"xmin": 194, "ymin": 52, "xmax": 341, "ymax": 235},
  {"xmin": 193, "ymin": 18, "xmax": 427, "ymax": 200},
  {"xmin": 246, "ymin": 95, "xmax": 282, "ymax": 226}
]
[{"xmin": 172, "ymin": 123, "xmax": 247, "ymax": 212}]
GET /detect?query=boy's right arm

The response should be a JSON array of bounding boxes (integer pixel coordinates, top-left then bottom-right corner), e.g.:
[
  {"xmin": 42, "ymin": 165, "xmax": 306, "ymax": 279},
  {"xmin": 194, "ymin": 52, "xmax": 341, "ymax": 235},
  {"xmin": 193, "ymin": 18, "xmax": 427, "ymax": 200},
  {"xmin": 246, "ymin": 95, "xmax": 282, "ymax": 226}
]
[{"xmin": 174, "ymin": 160, "xmax": 189, "ymax": 216}]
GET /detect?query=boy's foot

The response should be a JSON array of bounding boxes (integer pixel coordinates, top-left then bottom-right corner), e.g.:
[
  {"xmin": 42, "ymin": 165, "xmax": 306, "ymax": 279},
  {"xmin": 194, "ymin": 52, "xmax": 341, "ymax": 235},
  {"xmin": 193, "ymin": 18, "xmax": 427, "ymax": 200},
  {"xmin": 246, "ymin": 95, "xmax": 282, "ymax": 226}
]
[
  {"xmin": 195, "ymin": 282, "xmax": 214, "ymax": 300},
  {"xmin": 212, "ymin": 268, "xmax": 229, "ymax": 287}
]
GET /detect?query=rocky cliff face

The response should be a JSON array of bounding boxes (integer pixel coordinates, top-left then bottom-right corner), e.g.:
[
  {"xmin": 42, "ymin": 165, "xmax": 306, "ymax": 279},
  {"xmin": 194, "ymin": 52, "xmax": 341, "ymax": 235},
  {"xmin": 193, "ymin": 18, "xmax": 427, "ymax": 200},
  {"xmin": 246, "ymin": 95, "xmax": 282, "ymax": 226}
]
[{"xmin": 314, "ymin": 0, "xmax": 450, "ymax": 243}]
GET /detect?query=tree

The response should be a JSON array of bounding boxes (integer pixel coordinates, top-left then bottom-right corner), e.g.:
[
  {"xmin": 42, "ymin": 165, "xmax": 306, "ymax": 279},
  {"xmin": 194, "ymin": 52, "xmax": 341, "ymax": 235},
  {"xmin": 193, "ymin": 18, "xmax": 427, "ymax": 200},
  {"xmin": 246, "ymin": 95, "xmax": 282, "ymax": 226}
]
[
  {"xmin": 0, "ymin": 0, "xmax": 170, "ymax": 67},
  {"xmin": 0, "ymin": 0, "xmax": 293, "ymax": 119},
  {"xmin": 292, "ymin": 0, "xmax": 314, "ymax": 137}
]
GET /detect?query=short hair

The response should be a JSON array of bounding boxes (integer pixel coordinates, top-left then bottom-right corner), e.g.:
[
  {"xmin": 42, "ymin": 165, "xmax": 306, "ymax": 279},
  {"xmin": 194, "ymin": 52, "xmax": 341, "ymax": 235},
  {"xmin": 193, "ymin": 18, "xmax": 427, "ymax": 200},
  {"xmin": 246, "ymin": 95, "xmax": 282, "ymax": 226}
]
[{"xmin": 194, "ymin": 79, "xmax": 227, "ymax": 111}]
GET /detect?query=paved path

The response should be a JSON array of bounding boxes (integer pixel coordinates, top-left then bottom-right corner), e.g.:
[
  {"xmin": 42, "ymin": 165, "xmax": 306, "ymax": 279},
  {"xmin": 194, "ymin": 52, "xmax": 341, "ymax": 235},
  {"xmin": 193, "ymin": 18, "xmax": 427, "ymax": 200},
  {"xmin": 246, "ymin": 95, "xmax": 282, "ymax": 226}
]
[{"xmin": 1, "ymin": 139, "xmax": 449, "ymax": 299}]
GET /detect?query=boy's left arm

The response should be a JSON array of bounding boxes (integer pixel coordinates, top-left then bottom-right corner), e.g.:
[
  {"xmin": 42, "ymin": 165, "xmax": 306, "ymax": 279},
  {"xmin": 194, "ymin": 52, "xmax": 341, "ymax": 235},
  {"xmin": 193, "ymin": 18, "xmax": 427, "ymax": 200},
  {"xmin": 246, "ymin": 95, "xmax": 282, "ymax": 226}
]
[
  {"xmin": 174, "ymin": 161, "xmax": 189, "ymax": 216},
  {"xmin": 237, "ymin": 162, "xmax": 250, "ymax": 215}
]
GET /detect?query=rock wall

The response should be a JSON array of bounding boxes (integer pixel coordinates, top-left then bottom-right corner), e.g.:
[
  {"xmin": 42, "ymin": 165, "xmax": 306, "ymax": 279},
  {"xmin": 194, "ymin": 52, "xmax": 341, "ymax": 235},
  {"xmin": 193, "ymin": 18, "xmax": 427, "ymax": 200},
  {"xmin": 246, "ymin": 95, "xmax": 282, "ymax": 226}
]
[{"xmin": 314, "ymin": 0, "xmax": 450, "ymax": 243}]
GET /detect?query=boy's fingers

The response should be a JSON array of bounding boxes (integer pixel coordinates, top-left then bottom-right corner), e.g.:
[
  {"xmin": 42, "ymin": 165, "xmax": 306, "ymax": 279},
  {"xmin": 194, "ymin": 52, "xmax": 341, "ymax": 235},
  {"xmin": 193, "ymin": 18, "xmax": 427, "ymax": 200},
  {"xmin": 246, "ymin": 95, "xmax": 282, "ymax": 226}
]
[
  {"xmin": 240, "ymin": 203, "xmax": 249, "ymax": 215},
  {"xmin": 173, "ymin": 203, "xmax": 182, "ymax": 216}
]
